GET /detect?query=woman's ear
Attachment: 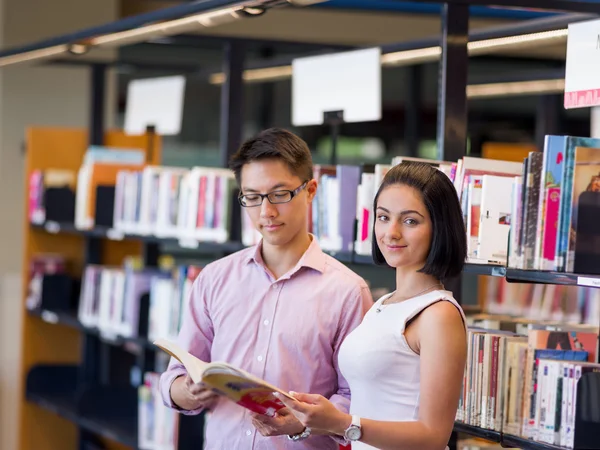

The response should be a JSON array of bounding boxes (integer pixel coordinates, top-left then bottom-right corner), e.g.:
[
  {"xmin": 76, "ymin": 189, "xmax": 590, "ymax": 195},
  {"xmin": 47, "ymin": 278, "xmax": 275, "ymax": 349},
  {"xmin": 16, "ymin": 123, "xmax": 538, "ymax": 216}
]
[{"xmin": 306, "ymin": 179, "xmax": 318, "ymax": 202}]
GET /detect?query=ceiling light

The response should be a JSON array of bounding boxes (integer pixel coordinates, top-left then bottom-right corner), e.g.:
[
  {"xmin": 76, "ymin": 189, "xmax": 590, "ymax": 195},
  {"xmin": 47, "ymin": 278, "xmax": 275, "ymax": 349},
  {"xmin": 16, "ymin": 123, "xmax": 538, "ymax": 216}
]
[
  {"xmin": 467, "ymin": 28, "xmax": 568, "ymax": 55},
  {"xmin": 89, "ymin": 6, "xmax": 245, "ymax": 47},
  {"xmin": 467, "ymin": 79, "xmax": 565, "ymax": 98},
  {"xmin": 68, "ymin": 44, "xmax": 89, "ymax": 55},
  {"xmin": 209, "ymin": 27, "xmax": 570, "ymax": 84},
  {"xmin": 0, "ymin": 45, "xmax": 69, "ymax": 67},
  {"xmin": 380, "ymin": 46, "xmax": 442, "ymax": 67},
  {"xmin": 210, "ymin": 65, "xmax": 293, "ymax": 84}
]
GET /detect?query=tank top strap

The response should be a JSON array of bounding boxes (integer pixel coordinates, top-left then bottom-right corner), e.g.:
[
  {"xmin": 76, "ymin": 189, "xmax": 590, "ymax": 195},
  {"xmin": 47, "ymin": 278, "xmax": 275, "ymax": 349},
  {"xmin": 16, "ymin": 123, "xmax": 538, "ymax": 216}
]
[{"xmin": 398, "ymin": 290, "xmax": 467, "ymax": 334}]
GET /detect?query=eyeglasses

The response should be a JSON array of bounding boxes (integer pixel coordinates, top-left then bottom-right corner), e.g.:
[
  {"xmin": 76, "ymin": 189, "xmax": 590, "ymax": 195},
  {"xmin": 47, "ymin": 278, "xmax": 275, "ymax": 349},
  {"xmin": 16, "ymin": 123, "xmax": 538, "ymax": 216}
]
[{"xmin": 238, "ymin": 181, "xmax": 308, "ymax": 207}]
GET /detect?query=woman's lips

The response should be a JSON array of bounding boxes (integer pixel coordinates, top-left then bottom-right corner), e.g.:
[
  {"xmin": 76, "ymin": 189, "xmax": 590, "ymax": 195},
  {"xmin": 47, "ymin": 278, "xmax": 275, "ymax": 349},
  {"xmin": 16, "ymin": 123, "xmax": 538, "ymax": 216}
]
[{"xmin": 386, "ymin": 244, "xmax": 407, "ymax": 251}]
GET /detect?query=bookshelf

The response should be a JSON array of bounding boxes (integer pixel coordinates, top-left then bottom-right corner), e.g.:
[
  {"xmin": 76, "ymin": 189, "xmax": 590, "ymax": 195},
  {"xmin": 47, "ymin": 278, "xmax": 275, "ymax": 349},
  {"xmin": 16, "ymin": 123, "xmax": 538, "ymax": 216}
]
[
  {"xmin": 18, "ymin": 126, "xmax": 162, "ymax": 450},
  {"xmin": 8, "ymin": 2, "xmax": 600, "ymax": 450},
  {"xmin": 28, "ymin": 221, "xmax": 600, "ymax": 288}
]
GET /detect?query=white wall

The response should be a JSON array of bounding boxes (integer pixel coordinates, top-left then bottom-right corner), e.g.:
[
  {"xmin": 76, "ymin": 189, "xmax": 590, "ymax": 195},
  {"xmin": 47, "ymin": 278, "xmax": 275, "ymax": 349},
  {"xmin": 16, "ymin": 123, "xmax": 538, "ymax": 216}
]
[{"xmin": 0, "ymin": 1, "xmax": 118, "ymax": 448}]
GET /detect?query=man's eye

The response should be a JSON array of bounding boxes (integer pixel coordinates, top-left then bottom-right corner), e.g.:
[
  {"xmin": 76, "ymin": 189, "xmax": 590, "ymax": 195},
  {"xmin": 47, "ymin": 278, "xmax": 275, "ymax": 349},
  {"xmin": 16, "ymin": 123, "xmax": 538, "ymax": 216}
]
[
  {"xmin": 245, "ymin": 195, "xmax": 260, "ymax": 201},
  {"xmin": 272, "ymin": 193, "xmax": 288, "ymax": 199}
]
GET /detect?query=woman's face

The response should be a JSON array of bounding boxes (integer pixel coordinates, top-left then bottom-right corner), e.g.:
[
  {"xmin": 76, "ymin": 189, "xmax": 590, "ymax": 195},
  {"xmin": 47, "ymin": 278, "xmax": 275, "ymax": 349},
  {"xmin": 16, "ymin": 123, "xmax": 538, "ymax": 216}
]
[{"xmin": 374, "ymin": 184, "xmax": 433, "ymax": 270}]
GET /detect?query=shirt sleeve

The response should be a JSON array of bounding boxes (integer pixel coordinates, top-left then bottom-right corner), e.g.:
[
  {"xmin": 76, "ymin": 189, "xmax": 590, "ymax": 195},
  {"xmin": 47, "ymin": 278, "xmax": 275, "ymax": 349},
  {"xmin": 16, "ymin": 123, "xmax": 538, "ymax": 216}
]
[
  {"xmin": 327, "ymin": 284, "xmax": 373, "ymax": 413},
  {"xmin": 159, "ymin": 268, "xmax": 215, "ymax": 415}
]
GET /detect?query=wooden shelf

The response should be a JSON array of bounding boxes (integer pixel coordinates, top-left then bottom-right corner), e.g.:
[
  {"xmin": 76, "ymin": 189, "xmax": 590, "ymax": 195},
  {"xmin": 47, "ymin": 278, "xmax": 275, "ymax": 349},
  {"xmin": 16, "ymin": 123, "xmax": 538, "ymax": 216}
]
[
  {"xmin": 28, "ymin": 308, "xmax": 155, "ymax": 351},
  {"xmin": 453, "ymin": 422, "xmax": 572, "ymax": 450},
  {"xmin": 31, "ymin": 222, "xmax": 600, "ymax": 288}
]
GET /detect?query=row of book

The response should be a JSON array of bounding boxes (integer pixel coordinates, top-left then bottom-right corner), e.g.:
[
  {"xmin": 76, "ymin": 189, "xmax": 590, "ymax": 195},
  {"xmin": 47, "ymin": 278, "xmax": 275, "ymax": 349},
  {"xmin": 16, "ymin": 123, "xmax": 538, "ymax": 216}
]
[
  {"xmin": 27, "ymin": 137, "xmax": 600, "ymax": 275},
  {"xmin": 23, "ymin": 250, "xmax": 205, "ymax": 345},
  {"xmin": 28, "ymin": 145, "xmax": 236, "ymax": 245},
  {"xmin": 506, "ymin": 136, "xmax": 600, "ymax": 274},
  {"xmin": 315, "ymin": 136, "xmax": 600, "ymax": 275},
  {"xmin": 480, "ymin": 276, "xmax": 600, "ymax": 326},
  {"xmin": 457, "ymin": 318, "xmax": 600, "ymax": 448},
  {"xmin": 77, "ymin": 259, "xmax": 202, "ymax": 342},
  {"xmin": 138, "ymin": 372, "xmax": 179, "ymax": 450}
]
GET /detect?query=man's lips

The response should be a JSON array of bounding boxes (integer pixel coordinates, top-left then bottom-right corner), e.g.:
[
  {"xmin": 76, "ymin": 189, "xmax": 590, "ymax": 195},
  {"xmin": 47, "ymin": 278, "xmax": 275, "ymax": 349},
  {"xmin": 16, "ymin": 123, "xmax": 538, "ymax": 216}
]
[{"xmin": 263, "ymin": 224, "xmax": 283, "ymax": 230}]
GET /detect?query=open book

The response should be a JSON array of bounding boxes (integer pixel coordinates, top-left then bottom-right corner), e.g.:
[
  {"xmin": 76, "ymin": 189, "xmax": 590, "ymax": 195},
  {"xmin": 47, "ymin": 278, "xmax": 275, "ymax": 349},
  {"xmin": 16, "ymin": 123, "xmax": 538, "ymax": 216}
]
[{"xmin": 154, "ymin": 338, "xmax": 295, "ymax": 416}]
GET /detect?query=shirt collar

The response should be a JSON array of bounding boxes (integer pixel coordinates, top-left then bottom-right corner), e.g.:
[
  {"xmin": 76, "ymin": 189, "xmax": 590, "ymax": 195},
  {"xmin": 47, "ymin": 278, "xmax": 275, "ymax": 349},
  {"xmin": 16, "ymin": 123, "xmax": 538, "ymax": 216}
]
[{"xmin": 246, "ymin": 234, "xmax": 326, "ymax": 275}]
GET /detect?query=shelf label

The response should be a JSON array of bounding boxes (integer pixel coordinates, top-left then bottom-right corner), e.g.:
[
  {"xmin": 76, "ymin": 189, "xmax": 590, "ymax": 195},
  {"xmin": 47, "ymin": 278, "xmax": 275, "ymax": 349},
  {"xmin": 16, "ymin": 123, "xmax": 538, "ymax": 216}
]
[
  {"xmin": 577, "ymin": 276, "xmax": 600, "ymax": 288},
  {"xmin": 179, "ymin": 238, "xmax": 199, "ymax": 249},
  {"xmin": 106, "ymin": 228, "xmax": 125, "ymax": 241},
  {"xmin": 44, "ymin": 221, "xmax": 60, "ymax": 234},
  {"xmin": 100, "ymin": 331, "xmax": 120, "ymax": 343},
  {"xmin": 41, "ymin": 310, "xmax": 59, "ymax": 324},
  {"xmin": 31, "ymin": 210, "xmax": 45, "ymax": 225}
]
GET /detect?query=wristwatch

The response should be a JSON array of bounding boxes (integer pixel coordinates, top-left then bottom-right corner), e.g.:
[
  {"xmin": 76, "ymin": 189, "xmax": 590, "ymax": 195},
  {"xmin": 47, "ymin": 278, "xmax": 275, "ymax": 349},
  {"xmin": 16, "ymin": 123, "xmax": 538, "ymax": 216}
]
[
  {"xmin": 287, "ymin": 427, "xmax": 312, "ymax": 441},
  {"xmin": 344, "ymin": 415, "xmax": 362, "ymax": 441}
]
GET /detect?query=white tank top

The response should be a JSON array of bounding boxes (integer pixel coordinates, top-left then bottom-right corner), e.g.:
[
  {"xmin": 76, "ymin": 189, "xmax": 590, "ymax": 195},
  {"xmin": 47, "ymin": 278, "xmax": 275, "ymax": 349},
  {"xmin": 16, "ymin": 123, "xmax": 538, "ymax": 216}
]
[{"xmin": 338, "ymin": 290, "xmax": 466, "ymax": 450}]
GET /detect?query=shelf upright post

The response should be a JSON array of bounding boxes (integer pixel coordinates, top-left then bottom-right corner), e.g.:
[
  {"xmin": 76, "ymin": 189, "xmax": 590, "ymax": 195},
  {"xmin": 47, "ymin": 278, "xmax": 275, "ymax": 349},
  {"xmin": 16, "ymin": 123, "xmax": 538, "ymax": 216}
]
[
  {"xmin": 436, "ymin": 4, "xmax": 469, "ymax": 450},
  {"xmin": 535, "ymin": 94, "xmax": 562, "ymax": 151},
  {"xmin": 77, "ymin": 62, "xmax": 108, "ymax": 450},
  {"xmin": 405, "ymin": 65, "xmax": 422, "ymax": 157},
  {"xmin": 219, "ymin": 40, "xmax": 245, "ymax": 244}
]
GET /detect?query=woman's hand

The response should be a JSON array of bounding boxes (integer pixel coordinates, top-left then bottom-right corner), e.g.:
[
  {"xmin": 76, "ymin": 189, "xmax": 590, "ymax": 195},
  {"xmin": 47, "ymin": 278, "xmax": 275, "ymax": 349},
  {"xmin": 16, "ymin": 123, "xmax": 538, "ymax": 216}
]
[{"xmin": 273, "ymin": 391, "xmax": 351, "ymax": 436}]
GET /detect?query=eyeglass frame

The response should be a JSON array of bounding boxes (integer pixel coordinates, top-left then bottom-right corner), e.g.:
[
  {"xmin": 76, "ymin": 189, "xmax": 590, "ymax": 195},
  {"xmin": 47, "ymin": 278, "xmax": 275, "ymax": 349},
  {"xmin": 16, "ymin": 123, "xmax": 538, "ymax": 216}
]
[{"xmin": 238, "ymin": 181, "xmax": 309, "ymax": 207}]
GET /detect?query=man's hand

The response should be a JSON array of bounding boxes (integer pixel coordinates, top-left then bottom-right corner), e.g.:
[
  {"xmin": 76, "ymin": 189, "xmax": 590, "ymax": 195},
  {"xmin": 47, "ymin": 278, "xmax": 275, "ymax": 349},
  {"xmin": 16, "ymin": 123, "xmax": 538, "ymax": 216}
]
[
  {"xmin": 170, "ymin": 374, "xmax": 219, "ymax": 411},
  {"xmin": 251, "ymin": 407, "xmax": 306, "ymax": 437}
]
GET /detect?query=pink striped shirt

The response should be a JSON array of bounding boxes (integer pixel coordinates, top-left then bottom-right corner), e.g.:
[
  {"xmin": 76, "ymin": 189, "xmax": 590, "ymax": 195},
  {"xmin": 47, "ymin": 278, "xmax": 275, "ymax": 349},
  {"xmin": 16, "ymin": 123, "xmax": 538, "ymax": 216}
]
[{"xmin": 159, "ymin": 236, "xmax": 373, "ymax": 449}]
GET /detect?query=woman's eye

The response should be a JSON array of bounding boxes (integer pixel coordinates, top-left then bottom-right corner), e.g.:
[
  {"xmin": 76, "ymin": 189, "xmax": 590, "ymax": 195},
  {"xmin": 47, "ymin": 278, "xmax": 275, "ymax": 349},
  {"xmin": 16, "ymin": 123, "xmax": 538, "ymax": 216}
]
[
  {"xmin": 404, "ymin": 218, "xmax": 418, "ymax": 226},
  {"xmin": 377, "ymin": 215, "xmax": 389, "ymax": 222}
]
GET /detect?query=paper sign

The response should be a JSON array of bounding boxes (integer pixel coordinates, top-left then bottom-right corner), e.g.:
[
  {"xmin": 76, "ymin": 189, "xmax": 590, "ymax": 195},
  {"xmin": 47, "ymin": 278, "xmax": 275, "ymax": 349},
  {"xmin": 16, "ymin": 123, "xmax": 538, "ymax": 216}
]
[
  {"xmin": 565, "ymin": 19, "xmax": 600, "ymax": 108},
  {"xmin": 292, "ymin": 47, "xmax": 381, "ymax": 126},
  {"xmin": 125, "ymin": 75, "xmax": 186, "ymax": 135}
]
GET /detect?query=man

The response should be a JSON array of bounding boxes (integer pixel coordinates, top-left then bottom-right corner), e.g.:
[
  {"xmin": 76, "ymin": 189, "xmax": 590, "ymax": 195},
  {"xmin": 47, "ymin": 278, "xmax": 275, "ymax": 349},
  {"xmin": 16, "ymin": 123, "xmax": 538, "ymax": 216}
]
[{"xmin": 159, "ymin": 128, "xmax": 373, "ymax": 449}]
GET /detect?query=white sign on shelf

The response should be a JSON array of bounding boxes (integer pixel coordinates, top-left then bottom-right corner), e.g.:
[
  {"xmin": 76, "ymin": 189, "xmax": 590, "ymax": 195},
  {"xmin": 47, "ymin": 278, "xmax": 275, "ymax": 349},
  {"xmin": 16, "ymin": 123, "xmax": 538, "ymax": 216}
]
[
  {"xmin": 291, "ymin": 47, "xmax": 381, "ymax": 126},
  {"xmin": 565, "ymin": 19, "xmax": 600, "ymax": 109},
  {"xmin": 124, "ymin": 75, "xmax": 186, "ymax": 135},
  {"xmin": 577, "ymin": 276, "xmax": 600, "ymax": 288}
]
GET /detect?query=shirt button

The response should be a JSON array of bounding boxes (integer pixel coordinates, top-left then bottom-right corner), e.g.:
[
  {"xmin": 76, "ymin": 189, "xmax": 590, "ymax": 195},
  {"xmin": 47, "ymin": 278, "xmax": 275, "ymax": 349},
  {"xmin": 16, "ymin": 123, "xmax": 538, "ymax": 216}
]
[
  {"xmin": 271, "ymin": 284, "xmax": 277, "ymax": 289},
  {"xmin": 263, "ymin": 320, "xmax": 270, "ymax": 326},
  {"xmin": 257, "ymin": 355, "xmax": 263, "ymax": 362},
  {"xmin": 246, "ymin": 430, "xmax": 252, "ymax": 436}
]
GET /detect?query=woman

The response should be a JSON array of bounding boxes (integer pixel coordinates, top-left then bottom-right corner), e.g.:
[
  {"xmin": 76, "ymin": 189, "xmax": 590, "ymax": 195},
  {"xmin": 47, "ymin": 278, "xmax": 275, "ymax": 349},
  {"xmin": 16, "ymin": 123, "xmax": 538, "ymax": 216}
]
[{"xmin": 275, "ymin": 161, "xmax": 468, "ymax": 450}]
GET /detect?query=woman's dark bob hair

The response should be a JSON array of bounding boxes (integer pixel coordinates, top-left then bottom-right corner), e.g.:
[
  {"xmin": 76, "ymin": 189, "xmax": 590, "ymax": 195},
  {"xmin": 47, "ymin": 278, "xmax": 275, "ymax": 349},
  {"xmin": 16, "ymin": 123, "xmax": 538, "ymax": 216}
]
[{"xmin": 372, "ymin": 160, "xmax": 467, "ymax": 280}]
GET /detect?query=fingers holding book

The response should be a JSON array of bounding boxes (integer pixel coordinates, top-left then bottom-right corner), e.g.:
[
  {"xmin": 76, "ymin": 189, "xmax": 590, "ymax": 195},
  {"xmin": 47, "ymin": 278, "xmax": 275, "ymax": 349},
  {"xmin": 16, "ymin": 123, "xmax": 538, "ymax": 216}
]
[
  {"xmin": 170, "ymin": 374, "xmax": 219, "ymax": 411},
  {"xmin": 273, "ymin": 392, "xmax": 351, "ymax": 436},
  {"xmin": 250, "ymin": 407, "xmax": 305, "ymax": 437}
]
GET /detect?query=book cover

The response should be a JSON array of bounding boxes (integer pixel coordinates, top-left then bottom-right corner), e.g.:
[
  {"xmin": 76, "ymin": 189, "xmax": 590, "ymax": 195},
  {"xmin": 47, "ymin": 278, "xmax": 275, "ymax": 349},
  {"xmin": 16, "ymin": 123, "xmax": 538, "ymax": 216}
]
[
  {"xmin": 154, "ymin": 338, "xmax": 295, "ymax": 417},
  {"xmin": 565, "ymin": 146, "xmax": 600, "ymax": 272},
  {"xmin": 555, "ymin": 136, "xmax": 600, "ymax": 271}
]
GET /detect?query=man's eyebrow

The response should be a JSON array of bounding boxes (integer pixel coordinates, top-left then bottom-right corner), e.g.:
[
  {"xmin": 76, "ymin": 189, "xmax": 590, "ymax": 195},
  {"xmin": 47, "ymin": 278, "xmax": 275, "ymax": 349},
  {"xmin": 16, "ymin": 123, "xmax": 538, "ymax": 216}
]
[{"xmin": 242, "ymin": 183, "xmax": 289, "ymax": 193}]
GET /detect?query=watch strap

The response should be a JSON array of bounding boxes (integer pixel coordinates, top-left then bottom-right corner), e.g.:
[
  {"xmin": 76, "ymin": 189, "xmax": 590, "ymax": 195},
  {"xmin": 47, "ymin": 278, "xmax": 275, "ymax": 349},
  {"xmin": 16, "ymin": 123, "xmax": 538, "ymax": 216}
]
[{"xmin": 287, "ymin": 426, "xmax": 312, "ymax": 441}]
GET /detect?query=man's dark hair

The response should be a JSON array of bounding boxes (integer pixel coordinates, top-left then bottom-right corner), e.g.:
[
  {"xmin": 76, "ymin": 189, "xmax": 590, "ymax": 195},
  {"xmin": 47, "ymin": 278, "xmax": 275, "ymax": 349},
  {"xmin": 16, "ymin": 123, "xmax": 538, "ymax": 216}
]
[
  {"xmin": 228, "ymin": 128, "xmax": 313, "ymax": 185},
  {"xmin": 371, "ymin": 160, "xmax": 467, "ymax": 280}
]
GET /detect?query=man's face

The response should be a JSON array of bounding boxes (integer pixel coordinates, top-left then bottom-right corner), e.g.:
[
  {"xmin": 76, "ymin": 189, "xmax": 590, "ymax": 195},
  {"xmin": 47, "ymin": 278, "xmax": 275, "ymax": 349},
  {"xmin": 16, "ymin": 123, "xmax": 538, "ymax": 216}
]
[{"xmin": 240, "ymin": 158, "xmax": 316, "ymax": 248}]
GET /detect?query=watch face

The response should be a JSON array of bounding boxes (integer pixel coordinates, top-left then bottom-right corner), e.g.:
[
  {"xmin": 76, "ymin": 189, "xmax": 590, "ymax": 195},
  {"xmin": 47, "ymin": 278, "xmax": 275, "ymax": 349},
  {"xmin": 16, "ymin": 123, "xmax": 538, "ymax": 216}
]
[{"xmin": 346, "ymin": 427, "xmax": 362, "ymax": 441}]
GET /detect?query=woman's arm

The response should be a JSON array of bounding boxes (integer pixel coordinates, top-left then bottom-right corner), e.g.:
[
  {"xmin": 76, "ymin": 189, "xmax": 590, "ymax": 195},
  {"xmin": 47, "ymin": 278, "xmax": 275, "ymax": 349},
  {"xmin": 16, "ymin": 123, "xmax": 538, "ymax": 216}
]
[
  {"xmin": 277, "ymin": 301, "xmax": 467, "ymax": 450},
  {"xmin": 349, "ymin": 301, "xmax": 467, "ymax": 450}
]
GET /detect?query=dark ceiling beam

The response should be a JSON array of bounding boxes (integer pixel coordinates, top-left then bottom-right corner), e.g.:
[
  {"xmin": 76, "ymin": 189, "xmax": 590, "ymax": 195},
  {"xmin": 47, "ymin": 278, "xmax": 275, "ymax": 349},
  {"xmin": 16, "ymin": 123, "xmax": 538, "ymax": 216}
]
[
  {"xmin": 392, "ymin": 0, "xmax": 600, "ymax": 14},
  {"xmin": 143, "ymin": 33, "xmax": 356, "ymax": 51}
]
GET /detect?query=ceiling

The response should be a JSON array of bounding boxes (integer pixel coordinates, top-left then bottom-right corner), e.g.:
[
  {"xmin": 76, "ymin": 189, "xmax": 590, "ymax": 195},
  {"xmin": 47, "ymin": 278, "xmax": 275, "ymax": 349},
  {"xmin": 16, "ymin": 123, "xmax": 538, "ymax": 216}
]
[{"xmin": 118, "ymin": 0, "xmax": 572, "ymax": 62}]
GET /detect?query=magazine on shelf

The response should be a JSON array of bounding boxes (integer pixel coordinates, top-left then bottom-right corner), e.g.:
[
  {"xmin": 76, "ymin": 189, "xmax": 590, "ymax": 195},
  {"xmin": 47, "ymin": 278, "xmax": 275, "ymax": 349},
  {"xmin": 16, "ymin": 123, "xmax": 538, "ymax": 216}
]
[{"xmin": 153, "ymin": 338, "xmax": 295, "ymax": 416}]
